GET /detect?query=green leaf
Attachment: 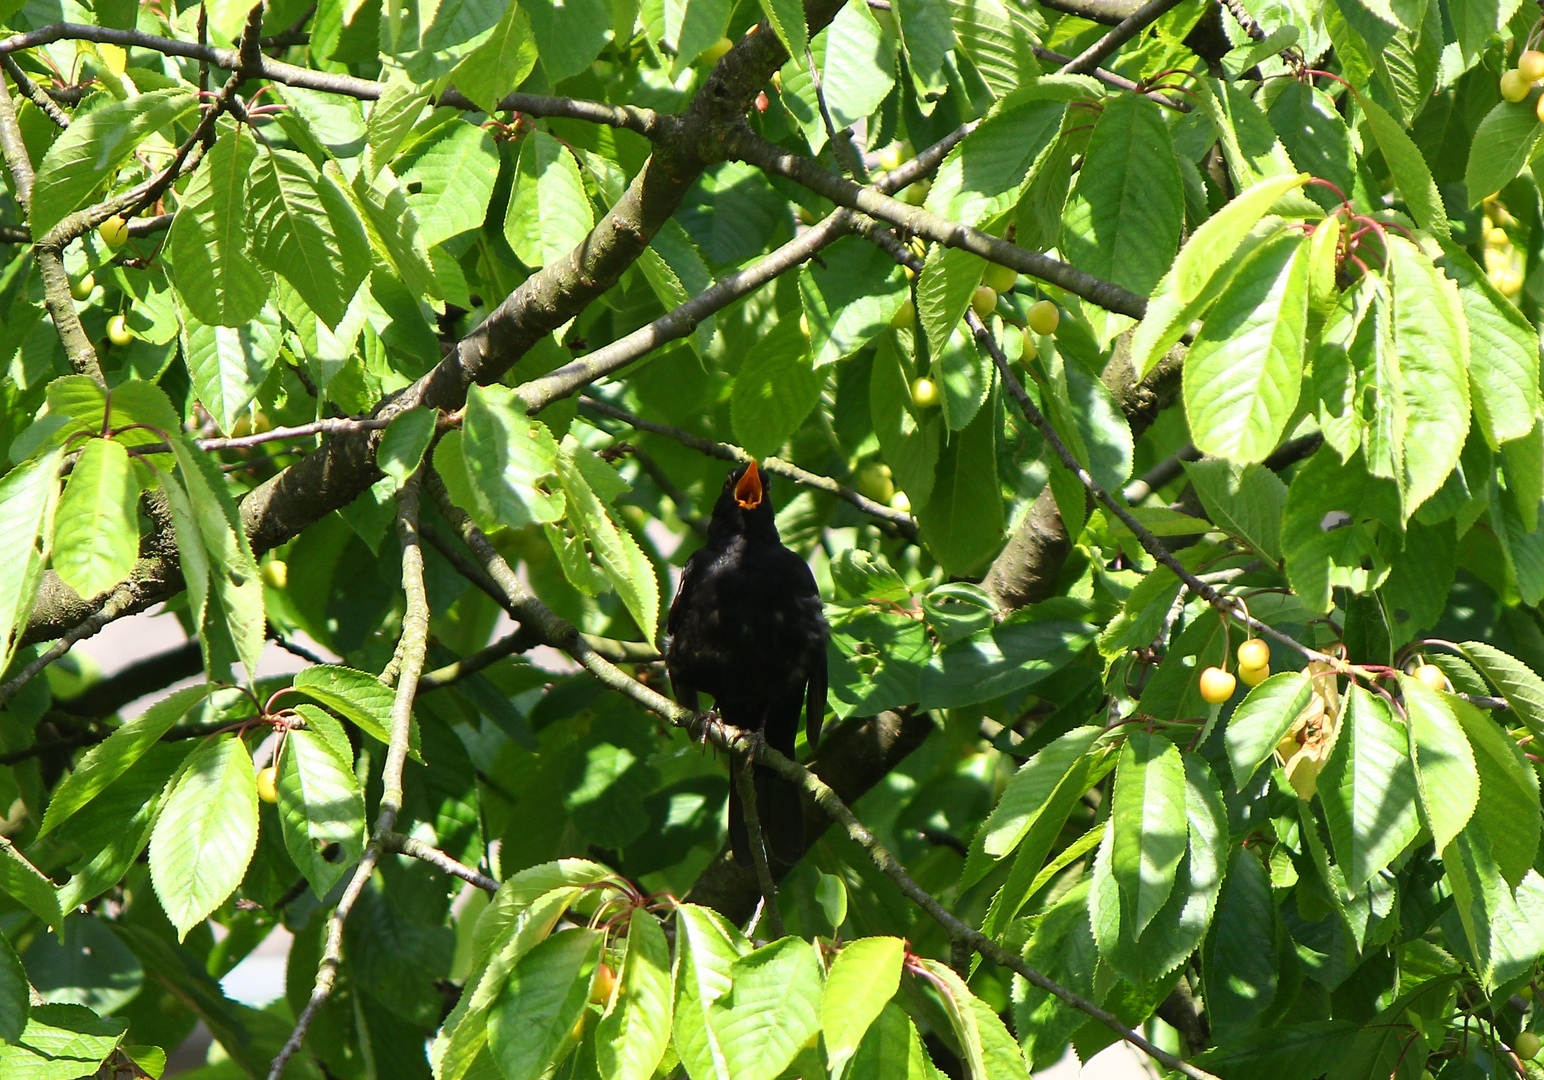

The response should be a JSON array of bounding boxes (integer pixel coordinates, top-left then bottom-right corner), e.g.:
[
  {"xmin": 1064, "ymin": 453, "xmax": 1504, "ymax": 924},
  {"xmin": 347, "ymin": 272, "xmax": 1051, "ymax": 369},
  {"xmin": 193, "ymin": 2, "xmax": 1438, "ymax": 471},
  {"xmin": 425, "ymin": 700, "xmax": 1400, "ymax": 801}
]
[
  {"xmin": 711, "ymin": 938, "xmax": 824, "ymax": 1080},
  {"xmin": 924, "ymin": 93, "xmax": 1064, "ymax": 227},
  {"xmin": 799, "ymin": 238, "xmax": 907, "ymax": 367},
  {"xmin": 1318, "ymin": 685, "xmax": 1420, "ymax": 890},
  {"xmin": 1280, "ymin": 447, "xmax": 1402, "ymax": 613},
  {"xmin": 1062, "ymin": 94, "xmax": 1185, "ymax": 299},
  {"xmin": 0, "ymin": 1003, "xmax": 127, "ymax": 1078},
  {"xmin": 1435, "ymin": 239, "xmax": 1539, "ymax": 448},
  {"xmin": 894, "ymin": 0, "xmax": 955, "ymax": 98},
  {"xmin": 948, "ymin": 0, "xmax": 1041, "ymax": 99},
  {"xmin": 0, "ymin": 448, "xmax": 65, "ymax": 675},
  {"xmin": 1458, "ymin": 640, "xmax": 1544, "ymax": 741},
  {"xmin": 396, "ymin": 119, "xmax": 499, "ymax": 247},
  {"xmin": 822, "ymin": 936, "xmax": 904, "ymax": 1079},
  {"xmin": 51, "ymin": 438, "xmax": 138, "ymax": 601},
  {"xmin": 277, "ymin": 728, "xmax": 366, "ymax": 898},
  {"xmin": 555, "ymin": 437, "xmax": 660, "ymax": 640},
  {"xmin": 29, "ymin": 89, "xmax": 199, "ymax": 237},
  {"xmin": 848, "ymin": 1002, "xmax": 936, "ymax": 1079},
  {"xmin": 1464, "ymin": 99, "xmax": 1542, "ymax": 204},
  {"xmin": 1111, "ymin": 730, "xmax": 1189, "ymax": 938},
  {"xmin": 0, "ymin": 930, "xmax": 27, "ymax": 1043},
  {"xmin": 595, "ymin": 910, "xmax": 673, "ymax": 1080},
  {"xmin": 40, "ymin": 683, "xmax": 212, "ymax": 836},
  {"xmin": 1184, "ymin": 458, "xmax": 1288, "ymax": 563},
  {"xmin": 1326, "ymin": 975, "xmax": 1456, "ymax": 1080},
  {"xmin": 249, "ymin": 145, "xmax": 371, "ymax": 328},
  {"xmin": 170, "ymin": 438, "xmax": 264, "ymax": 679},
  {"xmin": 914, "ymin": 396, "xmax": 1002, "ymax": 575},
  {"xmin": 917, "ymin": 959, "xmax": 988, "ymax": 1080},
  {"xmin": 448, "ymin": 1, "xmax": 538, "ymax": 114},
  {"xmin": 1184, "ymin": 231, "xmax": 1309, "ymax": 464},
  {"xmin": 1441, "ymin": 825, "xmax": 1544, "ymax": 992},
  {"xmin": 364, "ymin": 80, "xmax": 431, "ymax": 178},
  {"xmin": 1401, "ymin": 675, "xmax": 1478, "ymax": 854},
  {"xmin": 1012, "ymin": 881, "xmax": 1098, "ymax": 1068},
  {"xmin": 779, "ymin": 3, "xmax": 896, "ymax": 151},
  {"xmin": 1224, "ymin": 670, "xmax": 1314, "ymax": 791},
  {"xmin": 488, "ymin": 928, "xmax": 602, "ymax": 1080},
  {"xmin": 935, "ymin": 327, "xmax": 992, "ymax": 433},
  {"xmin": 148, "ymin": 735, "xmax": 259, "ymax": 940},
  {"xmin": 1358, "ymin": 95, "xmax": 1449, "ymax": 239},
  {"xmin": 0, "ymin": 838, "xmax": 62, "ymax": 929},
  {"xmin": 1388, "ymin": 237, "xmax": 1470, "ymax": 515},
  {"xmin": 1452, "ymin": 694, "xmax": 1540, "ymax": 887},
  {"xmin": 291, "ymin": 665, "xmax": 399, "ymax": 748},
  {"xmin": 524, "ymin": 0, "xmax": 611, "ymax": 81},
  {"xmin": 178, "ymin": 298, "xmax": 283, "ymax": 435},
  {"xmin": 920, "ymin": 608, "xmax": 1094, "ymax": 708},
  {"xmin": 1203, "ymin": 848, "xmax": 1279, "ymax": 1037},
  {"xmin": 1131, "ymin": 176, "xmax": 1303, "ymax": 374},
  {"xmin": 378, "ymin": 407, "xmax": 437, "ymax": 484},
  {"xmin": 981, "ymin": 726, "xmax": 1101, "ymax": 857},
  {"xmin": 672, "ymin": 903, "xmax": 749, "ymax": 1080},
  {"xmin": 503, "ymin": 132, "xmax": 595, "ymax": 270},
  {"xmin": 169, "ymin": 126, "xmax": 269, "ymax": 328},
  {"xmin": 730, "ymin": 320, "xmax": 820, "ymax": 458},
  {"xmin": 351, "ymin": 165, "xmax": 441, "ymax": 303},
  {"xmin": 917, "ymin": 242, "xmax": 986, "ymax": 365},
  {"xmin": 461, "ymin": 384, "xmax": 565, "ymax": 528},
  {"xmin": 1193, "ymin": 1021, "xmax": 1359, "ymax": 1080},
  {"xmin": 758, "ymin": 0, "xmax": 809, "ymax": 70}
]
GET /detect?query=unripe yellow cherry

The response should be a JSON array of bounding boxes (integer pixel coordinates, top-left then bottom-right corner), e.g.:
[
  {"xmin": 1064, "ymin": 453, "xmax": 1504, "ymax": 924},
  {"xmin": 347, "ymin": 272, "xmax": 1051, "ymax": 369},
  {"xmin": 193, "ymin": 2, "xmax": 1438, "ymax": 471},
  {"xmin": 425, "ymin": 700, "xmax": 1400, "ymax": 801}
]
[
  {"xmin": 106, "ymin": 314, "xmax": 132, "ymax": 346},
  {"xmin": 1516, "ymin": 1030, "xmax": 1542, "ymax": 1061},
  {"xmin": 256, "ymin": 765, "xmax": 279, "ymax": 804},
  {"xmin": 890, "ymin": 299, "xmax": 914, "ymax": 328},
  {"xmin": 70, "ymin": 273, "xmax": 95, "ymax": 301},
  {"xmin": 1239, "ymin": 662, "xmax": 1270, "ymax": 688},
  {"xmin": 1027, "ymin": 299, "xmax": 1060, "ymax": 335},
  {"xmin": 970, "ymin": 285, "xmax": 997, "ymax": 319},
  {"xmin": 982, "ymin": 263, "xmax": 1017, "ymax": 293},
  {"xmin": 910, "ymin": 377, "xmax": 938, "ymax": 408},
  {"xmin": 1237, "ymin": 638, "xmax": 1270, "ymax": 669},
  {"xmin": 1414, "ymin": 663, "xmax": 1448, "ymax": 691},
  {"xmin": 1199, "ymin": 666, "xmax": 1236, "ymax": 704},
  {"xmin": 1502, "ymin": 69, "xmax": 1531, "ymax": 102},
  {"xmin": 1535, "ymin": 91, "xmax": 1544, "ymax": 122},
  {"xmin": 590, "ymin": 962, "xmax": 618, "ymax": 1004},
  {"xmin": 1520, "ymin": 50, "xmax": 1544, "ymax": 81},
  {"xmin": 98, "ymin": 215, "xmax": 130, "ymax": 248}
]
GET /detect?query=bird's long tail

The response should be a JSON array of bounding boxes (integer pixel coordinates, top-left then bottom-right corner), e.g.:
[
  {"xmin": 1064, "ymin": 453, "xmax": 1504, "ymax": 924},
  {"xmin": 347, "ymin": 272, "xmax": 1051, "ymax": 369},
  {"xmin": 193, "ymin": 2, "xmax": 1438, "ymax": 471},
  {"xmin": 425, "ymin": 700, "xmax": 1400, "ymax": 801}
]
[{"xmin": 727, "ymin": 713, "xmax": 804, "ymax": 867}]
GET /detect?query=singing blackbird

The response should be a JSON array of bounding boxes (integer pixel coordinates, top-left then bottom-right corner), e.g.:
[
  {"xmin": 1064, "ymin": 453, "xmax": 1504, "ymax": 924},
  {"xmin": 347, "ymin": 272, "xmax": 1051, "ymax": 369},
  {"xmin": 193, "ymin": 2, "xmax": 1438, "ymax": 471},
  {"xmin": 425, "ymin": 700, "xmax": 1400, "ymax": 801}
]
[{"xmin": 665, "ymin": 460, "xmax": 828, "ymax": 866}]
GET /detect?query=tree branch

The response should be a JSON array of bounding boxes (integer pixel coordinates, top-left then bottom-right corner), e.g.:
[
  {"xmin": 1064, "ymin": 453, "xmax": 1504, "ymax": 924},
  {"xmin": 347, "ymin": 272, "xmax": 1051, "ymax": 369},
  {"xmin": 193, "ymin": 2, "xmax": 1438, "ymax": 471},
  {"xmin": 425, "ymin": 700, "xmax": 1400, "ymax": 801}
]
[
  {"xmin": 725, "ymin": 127, "xmax": 1149, "ymax": 318},
  {"xmin": 1, "ymin": 55, "xmax": 67, "ymax": 126},
  {"xmin": 1058, "ymin": 0, "xmax": 1188, "ymax": 74},
  {"xmin": 577, "ymin": 397, "xmax": 917, "ymax": 537},
  {"xmin": 379, "ymin": 830, "xmax": 499, "ymax": 894},
  {"xmin": 270, "ymin": 468, "xmax": 431, "ymax": 1080}
]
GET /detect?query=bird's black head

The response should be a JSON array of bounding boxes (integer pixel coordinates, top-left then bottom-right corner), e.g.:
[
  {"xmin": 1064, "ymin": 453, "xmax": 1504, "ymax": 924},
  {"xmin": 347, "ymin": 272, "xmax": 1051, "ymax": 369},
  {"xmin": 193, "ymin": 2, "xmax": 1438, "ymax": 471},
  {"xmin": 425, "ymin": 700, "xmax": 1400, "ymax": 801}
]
[{"xmin": 708, "ymin": 460, "xmax": 779, "ymax": 542}]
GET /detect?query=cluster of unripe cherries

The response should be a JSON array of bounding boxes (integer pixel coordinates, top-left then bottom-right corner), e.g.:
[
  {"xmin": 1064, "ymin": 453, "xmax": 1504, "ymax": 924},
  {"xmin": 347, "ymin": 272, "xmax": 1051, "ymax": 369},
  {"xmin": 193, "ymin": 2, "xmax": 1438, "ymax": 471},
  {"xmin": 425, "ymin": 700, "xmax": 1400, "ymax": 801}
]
[
  {"xmin": 1197, "ymin": 640, "xmax": 1451, "ymax": 704},
  {"xmin": 1500, "ymin": 49, "xmax": 1544, "ymax": 118},
  {"xmin": 70, "ymin": 214, "xmax": 135, "ymax": 346},
  {"xmin": 891, "ymin": 254, "xmax": 1061, "ymax": 414}
]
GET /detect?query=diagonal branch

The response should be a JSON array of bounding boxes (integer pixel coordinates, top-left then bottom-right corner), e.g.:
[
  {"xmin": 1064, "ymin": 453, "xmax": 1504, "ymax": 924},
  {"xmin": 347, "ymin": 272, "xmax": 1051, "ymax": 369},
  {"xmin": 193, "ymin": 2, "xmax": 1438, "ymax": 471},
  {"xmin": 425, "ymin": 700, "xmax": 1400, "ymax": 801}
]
[
  {"xmin": 268, "ymin": 468, "xmax": 432, "ymax": 1080},
  {"xmin": 725, "ymin": 127, "xmax": 1149, "ymax": 318},
  {"xmin": 1058, "ymin": 0, "xmax": 1189, "ymax": 74},
  {"xmin": 425, "ymin": 468, "xmax": 1219, "ymax": 1080}
]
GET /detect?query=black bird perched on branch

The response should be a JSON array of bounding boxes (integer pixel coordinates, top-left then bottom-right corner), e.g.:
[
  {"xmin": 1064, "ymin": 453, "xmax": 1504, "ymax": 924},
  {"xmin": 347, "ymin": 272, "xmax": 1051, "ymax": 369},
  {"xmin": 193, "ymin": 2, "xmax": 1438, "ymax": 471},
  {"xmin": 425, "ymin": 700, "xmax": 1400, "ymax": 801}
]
[{"xmin": 665, "ymin": 460, "xmax": 829, "ymax": 866}]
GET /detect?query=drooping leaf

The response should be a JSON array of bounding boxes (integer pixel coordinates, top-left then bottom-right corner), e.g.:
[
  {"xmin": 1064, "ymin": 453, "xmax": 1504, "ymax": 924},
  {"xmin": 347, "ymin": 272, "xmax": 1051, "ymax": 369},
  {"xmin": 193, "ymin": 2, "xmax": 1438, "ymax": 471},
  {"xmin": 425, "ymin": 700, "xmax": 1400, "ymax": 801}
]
[
  {"xmin": 276, "ymin": 729, "xmax": 366, "ymax": 897},
  {"xmin": 169, "ymin": 126, "xmax": 269, "ymax": 327},
  {"xmin": 595, "ymin": 910, "xmax": 673, "ymax": 1080},
  {"xmin": 50, "ymin": 438, "xmax": 139, "ymax": 601},
  {"xmin": 1317, "ymin": 685, "xmax": 1421, "ymax": 890},
  {"xmin": 1224, "ymin": 671, "xmax": 1314, "ymax": 791},
  {"xmin": 1401, "ymin": 675, "xmax": 1478, "ymax": 854},
  {"xmin": 0, "ymin": 448, "xmax": 65, "ymax": 675},
  {"xmin": 822, "ymin": 936, "xmax": 904, "ymax": 1078},
  {"xmin": 148, "ymin": 735, "xmax": 259, "ymax": 940},
  {"xmin": 1110, "ymin": 730, "xmax": 1189, "ymax": 938}
]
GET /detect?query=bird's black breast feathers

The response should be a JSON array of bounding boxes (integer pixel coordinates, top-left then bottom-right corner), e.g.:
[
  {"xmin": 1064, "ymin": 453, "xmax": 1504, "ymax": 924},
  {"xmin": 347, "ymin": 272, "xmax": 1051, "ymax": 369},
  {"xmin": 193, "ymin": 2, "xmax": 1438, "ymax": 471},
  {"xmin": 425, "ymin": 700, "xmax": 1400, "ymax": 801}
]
[{"xmin": 665, "ymin": 533, "xmax": 828, "ymax": 726}]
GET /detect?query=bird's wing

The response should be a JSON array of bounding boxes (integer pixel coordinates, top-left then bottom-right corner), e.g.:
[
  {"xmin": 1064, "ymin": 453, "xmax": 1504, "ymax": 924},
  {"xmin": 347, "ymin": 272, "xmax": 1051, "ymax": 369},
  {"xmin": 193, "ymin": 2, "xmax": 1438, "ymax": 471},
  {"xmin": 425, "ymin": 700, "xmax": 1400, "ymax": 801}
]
[
  {"xmin": 805, "ymin": 644, "xmax": 827, "ymax": 748},
  {"xmin": 666, "ymin": 547, "xmax": 707, "ymax": 636}
]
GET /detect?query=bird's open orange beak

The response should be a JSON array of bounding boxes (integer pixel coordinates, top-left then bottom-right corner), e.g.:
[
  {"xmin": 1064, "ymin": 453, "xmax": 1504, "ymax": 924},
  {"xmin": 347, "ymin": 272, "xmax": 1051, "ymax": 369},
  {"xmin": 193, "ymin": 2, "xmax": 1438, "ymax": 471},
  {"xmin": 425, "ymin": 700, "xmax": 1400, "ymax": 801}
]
[{"xmin": 735, "ymin": 459, "xmax": 763, "ymax": 509}]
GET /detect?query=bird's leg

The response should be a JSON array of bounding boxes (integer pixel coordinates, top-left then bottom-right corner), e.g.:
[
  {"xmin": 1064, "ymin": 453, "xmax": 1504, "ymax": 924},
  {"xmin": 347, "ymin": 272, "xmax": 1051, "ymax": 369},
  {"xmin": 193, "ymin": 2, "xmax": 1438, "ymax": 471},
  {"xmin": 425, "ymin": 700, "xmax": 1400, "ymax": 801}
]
[{"xmin": 734, "ymin": 752, "xmax": 785, "ymax": 940}]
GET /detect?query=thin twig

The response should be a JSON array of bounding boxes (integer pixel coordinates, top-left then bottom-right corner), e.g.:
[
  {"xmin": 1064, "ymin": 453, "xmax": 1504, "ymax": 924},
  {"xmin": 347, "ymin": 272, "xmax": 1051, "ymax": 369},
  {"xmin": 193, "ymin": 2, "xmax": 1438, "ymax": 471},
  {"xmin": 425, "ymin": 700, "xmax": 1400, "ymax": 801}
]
[
  {"xmin": 965, "ymin": 310, "xmax": 1340, "ymax": 672},
  {"xmin": 1031, "ymin": 44, "xmax": 1190, "ymax": 110},
  {"xmin": 735, "ymin": 754, "xmax": 786, "ymax": 938},
  {"xmin": 1058, "ymin": 0, "xmax": 1189, "ymax": 74},
  {"xmin": 577, "ymin": 397, "xmax": 917, "ymax": 537},
  {"xmin": 417, "ymin": 627, "xmax": 542, "ymax": 690},
  {"xmin": 269, "ymin": 469, "xmax": 431, "ymax": 1080},
  {"xmin": 379, "ymin": 830, "xmax": 499, "ymax": 893},
  {"xmin": 0, "ymin": 586, "xmax": 139, "ymax": 710},
  {"xmin": 2, "ymin": 55, "xmax": 67, "ymax": 127}
]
